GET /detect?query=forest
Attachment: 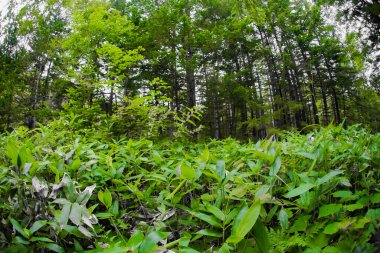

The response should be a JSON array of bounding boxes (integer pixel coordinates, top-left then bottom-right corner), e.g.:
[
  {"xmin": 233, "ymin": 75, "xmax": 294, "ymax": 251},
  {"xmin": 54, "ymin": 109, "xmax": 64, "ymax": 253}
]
[{"xmin": 0, "ymin": 0, "xmax": 380, "ymax": 252}]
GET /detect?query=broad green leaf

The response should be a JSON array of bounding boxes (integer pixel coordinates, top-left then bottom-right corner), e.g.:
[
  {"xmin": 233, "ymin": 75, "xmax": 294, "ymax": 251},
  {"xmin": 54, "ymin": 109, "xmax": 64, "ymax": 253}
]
[
  {"xmin": 30, "ymin": 237, "xmax": 54, "ymax": 242},
  {"xmin": 6, "ymin": 142, "xmax": 18, "ymax": 165},
  {"xmin": 344, "ymin": 203, "xmax": 364, "ymax": 212},
  {"xmin": 205, "ymin": 203, "xmax": 225, "ymax": 221},
  {"xmin": 190, "ymin": 212, "xmax": 222, "ymax": 228},
  {"xmin": 322, "ymin": 246, "xmax": 339, "ymax": 253},
  {"xmin": 10, "ymin": 218, "xmax": 28, "ymax": 238},
  {"xmin": 29, "ymin": 220, "xmax": 47, "ymax": 235},
  {"xmin": 78, "ymin": 225, "xmax": 92, "ymax": 238},
  {"xmin": 180, "ymin": 248, "xmax": 201, "ymax": 253},
  {"xmin": 13, "ymin": 236, "xmax": 29, "ymax": 245},
  {"xmin": 181, "ymin": 163, "xmax": 196, "ymax": 181},
  {"xmin": 353, "ymin": 217, "xmax": 371, "ymax": 229},
  {"xmin": 70, "ymin": 202, "xmax": 82, "ymax": 226},
  {"xmin": 76, "ymin": 184, "xmax": 96, "ymax": 205},
  {"xmin": 195, "ymin": 229, "xmax": 223, "ymax": 237},
  {"xmin": 95, "ymin": 212, "xmax": 114, "ymax": 219},
  {"xmin": 42, "ymin": 243, "xmax": 65, "ymax": 253},
  {"xmin": 99, "ymin": 188, "xmax": 112, "ymax": 209},
  {"xmin": 179, "ymin": 233, "xmax": 191, "ymax": 247},
  {"xmin": 62, "ymin": 174, "xmax": 77, "ymax": 202},
  {"xmin": 70, "ymin": 158, "xmax": 81, "ymax": 171},
  {"xmin": 366, "ymin": 209, "xmax": 380, "ymax": 220},
  {"xmin": 60, "ymin": 204, "xmax": 71, "ymax": 226},
  {"xmin": 323, "ymin": 222, "xmax": 339, "ymax": 234},
  {"xmin": 218, "ymin": 243, "xmax": 231, "ymax": 253},
  {"xmin": 297, "ymin": 152, "xmax": 316, "ymax": 160},
  {"xmin": 139, "ymin": 231, "xmax": 170, "ymax": 253},
  {"xmin": 285, "ymin": 183, "xmax": 314, "ymax": 198},
  {"xmin": 318, "ymin": 204, "xmax": 342, "ymax": 218},
  {"xmin": 332, "ymin": 191, "xmax": 355, "ymax": 201},
  {"xmin": 316, "ymin": 170, "xmax": 343, "ymax": 185},
  {"xmin": 278, "ymin": 208, "xmax": 289, "ymax": 229},
  {"xmin": 370, "ymin": 193, "xmax": 380, "ymax": 204},
  {"xmin": 199, "ymin": 148, "xmax": 210, "ymax": 162},
  {"xmin": 308, "ymin": 232, "xmax": 329, "ymax": 248},
  {"xmin": 289, "ymin": 215, "xmax": 311, "ymax": 233},
  {"xmin": 269, "ymin": 156, "xmax": 281, "ymax": 176},
  {"xmin": 225, "ymin": 208, "xmax": 239, "ymax": 225},
  {"xmin": 216, "ymin": 160, "xmax": 226, "ymax": 181},
  {"xmin": 304, "ymin": 248, "xmax": 321, "ymax": 253},
  {"xmin": 252, "ymin": 219, "xmax": 270, "ymax": 253},
  {"xmin": 338, "ymin": 219, "xmax": 353, "ymax": 229},
  {"xmin": 228, "ymin": 200, "xmax": 261, "ymax": 244},
  {"xmin": 126, "ymin": 230, "xmax": 144, "ymax": 249}
]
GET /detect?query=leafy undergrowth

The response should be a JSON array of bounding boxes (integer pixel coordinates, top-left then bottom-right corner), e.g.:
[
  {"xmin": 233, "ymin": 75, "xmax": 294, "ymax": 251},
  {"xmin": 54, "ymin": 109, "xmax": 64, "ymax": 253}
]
[{"xmin": 0, "ymin": 124, "xmax": 380, "ymax": 253}]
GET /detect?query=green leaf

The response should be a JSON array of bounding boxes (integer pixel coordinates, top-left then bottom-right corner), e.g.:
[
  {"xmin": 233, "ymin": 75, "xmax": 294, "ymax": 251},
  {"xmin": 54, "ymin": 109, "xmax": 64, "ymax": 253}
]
[
  {"xmin": 78, "ymin": 225, "xmax": 92, "ymax": 238},
  {"xmin": 180, "ymin": 248, "xmax": 201, "ymax": 253},
  {"xmin": 181, "ymin": 163, "xmax": 196, "ymax": 181},
  {"xmin": 70, "ymin": 202, "xmax": 82, "ymax": 226},
  {"xmin": 345, "ymin": 203, "xmax": 364, "ymax": 212},
  {"xmin": 332, "ymin": 191, "xmax": 356, "ymax": 201},
  {"xmin": 318, "ymin": 204, "xmax": 342, "ymax": 218},
  {"xmin": 165, "ymin": 179, "xmax": 186, "ymax": 200},
  {"xmin": 76, "ymin": 184, "xmax": 96, "ymax": 205},
  {"xmin": 13, "ymin": 236, "xmax": 29, "ymax": 245},
  {"xmin": 269, "ymin": 156, "xmax": 281, "ymax": 176},
  {"xmin": 322, "ymin": 246, "xmax": 339, "ymax": 253},
  {"xmin": 70, "ymin": 158, "xmax": 81, "ymax": 171},
  {"xmin": 10, "ymin": 218, "xmax": 29, "ymax": 238},
  {"xmin": 370, "ymin": 193, "xmax": 380, "ymax": 204},
  {"xmin": 29, "ymin": 220, "xmax": 47, "ymax": 235},
  {"xmin": 6, "ymin": 142, "xmax": 19, "ymax": 165},
  {"xmin": 252, "ymin": 219, "xmax": 270, "ymax": 253},
  {"xmin": 366, "ymin": 209, "xmax": 380, "ymax": 220},
  {"xmin": 205, "ymin": 203, "xmax": 225, "ymax": 221},
  {"xmin": 285, "ymin": 183, "xmax": 314, "ymax": 198},
  {"xmin": 195, "ymin": 229, "xmax": 223, "ymax": 237},
  {"xmin": 216, "ymin": 160, "xmax": 226, "ymax": 181},
  {"xmin": 126, "ymin": 230, "xmax": 144, "ymax": 250},
  {"xmin": 199, "ymin": 148, "xmax": 210, "ymax": 162},
  {"xmin": 42, "ymin": 243, "xmax": 65, "ymax": 253},
  {"xmin": 228, "ymin": 200, "xmax": 261, "ymax": 244},
  {"xmin": 289, "ymin": 215, "xmax": 311, "ymax": 233},
  {"xmin": 278, "ymin": 208, "xmax": 289, "ymax": 229},
  {"xmin": 99, "ymin": 188, "xmax": 112, "ymax": 209},
  {"xmin": 29, "ymin": 237, "xmax": 54, "ymax": 243},
  {"xmin": 316, "ymin": 170, "xmax": 343, "ymax": 185},
  {"xmin": 190, "ymin": 212, "xmax": 222, "ymax": 228},
  {"xmin": 139, "ymin": 231, "xmax": 170, "ymax": 253},
  {"xmin": 60, "ymin": 204, "xmax": 71, "ymax": 226},
  {"xmin": 353, "ymin": 217, "xmax": 371, "ymax": 229},
  {"xmin": 323, "ymin": 222, "xmax": 340, "ymax": 234},
  {"xmin": 95, "ymin": 212, "xmax": 114, "ymax": 219},
  {"xmin": 218, "ymin": 243, "xmax": 231, "ymax": 253}
]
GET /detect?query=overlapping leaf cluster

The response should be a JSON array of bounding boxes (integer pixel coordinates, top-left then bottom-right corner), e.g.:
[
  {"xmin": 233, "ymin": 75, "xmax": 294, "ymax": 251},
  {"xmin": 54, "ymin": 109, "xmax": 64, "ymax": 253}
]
[{"xmin": 0, "ymin": 123, "xmax": 379, "ymax": 252}]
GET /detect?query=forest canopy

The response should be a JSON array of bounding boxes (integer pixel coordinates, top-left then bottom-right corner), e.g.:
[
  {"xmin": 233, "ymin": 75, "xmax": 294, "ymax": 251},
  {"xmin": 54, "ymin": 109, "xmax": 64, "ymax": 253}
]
[
  {"xmin": 0, "ymin": 0, "xmax": 379, "ymax": 139},
  {"xmin": 1, "ymin": 1, "xmax": 380, "ymax": 252}
]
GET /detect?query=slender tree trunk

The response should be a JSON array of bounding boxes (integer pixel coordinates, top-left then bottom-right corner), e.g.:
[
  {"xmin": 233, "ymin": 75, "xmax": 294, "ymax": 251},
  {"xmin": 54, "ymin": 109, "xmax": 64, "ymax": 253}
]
[
  {"xmin": 258, "ymin": 26, "xmax": 282, "ymax": 128},
  {"xmin": 298, "ymin": 47, "xmax": 320, "ymax": 125}
]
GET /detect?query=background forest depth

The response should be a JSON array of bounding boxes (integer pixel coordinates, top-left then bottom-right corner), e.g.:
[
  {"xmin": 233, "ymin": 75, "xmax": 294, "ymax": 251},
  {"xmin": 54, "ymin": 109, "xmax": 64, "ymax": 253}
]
[{"xmin": 1, "ymin": 0, "xmax": 380, "ymax": 139}]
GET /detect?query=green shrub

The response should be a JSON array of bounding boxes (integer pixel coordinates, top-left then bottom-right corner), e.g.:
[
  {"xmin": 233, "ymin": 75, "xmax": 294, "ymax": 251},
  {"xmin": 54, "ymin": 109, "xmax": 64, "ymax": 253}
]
[{"xmin": 0, "ymin": 124, "xmax": 379, "ymax": 252}]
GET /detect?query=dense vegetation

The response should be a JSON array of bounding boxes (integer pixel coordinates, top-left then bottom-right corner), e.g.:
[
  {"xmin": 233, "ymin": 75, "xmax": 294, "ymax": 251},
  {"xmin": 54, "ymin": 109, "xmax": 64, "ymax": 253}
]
[
  {"xmin": 0, "ymin": 0, "xmax": 380, "ymax": 138},
  {"xmin": 0, "ymin": 123, "xmax": 379, "ymax": 252},
  {"xmin": 1, "ymin": 0, "xmax": 380, "ymax": 252}
]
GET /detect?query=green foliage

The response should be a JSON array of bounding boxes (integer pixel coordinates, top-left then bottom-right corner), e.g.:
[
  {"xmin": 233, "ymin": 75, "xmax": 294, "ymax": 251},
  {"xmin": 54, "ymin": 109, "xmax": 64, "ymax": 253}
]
[{"xmin": 0, "ymin": 124, "xmax": 379, "ymax": 252}]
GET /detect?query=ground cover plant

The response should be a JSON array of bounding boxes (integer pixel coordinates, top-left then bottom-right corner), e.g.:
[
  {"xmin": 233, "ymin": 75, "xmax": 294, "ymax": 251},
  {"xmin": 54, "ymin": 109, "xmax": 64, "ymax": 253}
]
[{"xmin": 0, "ymin": 122, "xmax": 379, "ymax": 252}]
